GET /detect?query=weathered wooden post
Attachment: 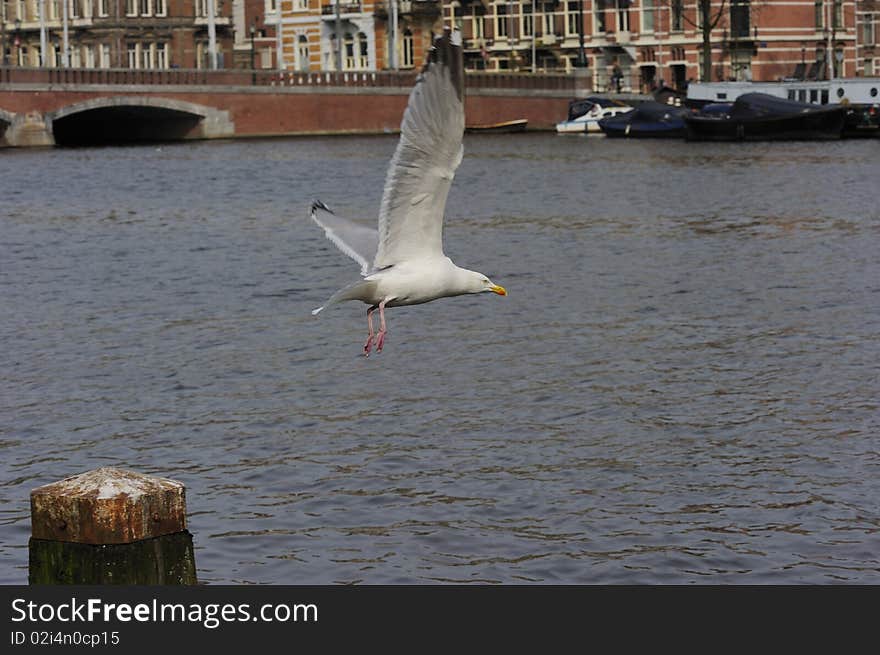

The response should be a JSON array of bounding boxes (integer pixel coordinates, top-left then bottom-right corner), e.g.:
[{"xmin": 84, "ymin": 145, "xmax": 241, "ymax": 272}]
[{"xmin": 28, "ymin": 467, "xmax": 197, "ymax": 585}]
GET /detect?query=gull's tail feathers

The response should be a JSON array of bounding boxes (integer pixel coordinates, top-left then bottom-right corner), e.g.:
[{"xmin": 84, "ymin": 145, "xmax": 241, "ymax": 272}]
[
  {"xmin": 312, "ymin": 279, "xmax": 378, "ymax": 317},
  {"xmin": 308, "ymin": 199, "xmax": 380, "ymax": 276}
]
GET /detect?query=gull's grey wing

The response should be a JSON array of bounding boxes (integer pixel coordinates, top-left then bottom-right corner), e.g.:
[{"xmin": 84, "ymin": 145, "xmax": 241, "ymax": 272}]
[
  {"xmin": 373, "ymin": 28, "xmax": 465, "ymax": 269},
  {"xmin": 310, "ymin": 200, "xmax": 379, "ymax": 276}
]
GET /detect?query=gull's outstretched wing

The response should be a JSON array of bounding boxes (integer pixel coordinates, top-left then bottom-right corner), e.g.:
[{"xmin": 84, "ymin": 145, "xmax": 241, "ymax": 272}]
[
  {"xmin": 310, "ymin": 200, "xmax": 379, "ymax": 276},
  {"xmin": 373, "ymin": 29, "xmax": 464, "ymax": 269}
]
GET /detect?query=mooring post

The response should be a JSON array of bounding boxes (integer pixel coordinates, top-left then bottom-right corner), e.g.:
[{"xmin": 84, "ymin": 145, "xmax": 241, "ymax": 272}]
[{"xmin": 28, "ymin": 467, "xmax": 197, "ymax": 585}]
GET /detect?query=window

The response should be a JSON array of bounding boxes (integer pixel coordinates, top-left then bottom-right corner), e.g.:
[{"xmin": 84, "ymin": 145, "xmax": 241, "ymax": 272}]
[
  {"xmin": 195, "ymin": 0, "xmax": 206, "ymax": 17},
  {"xmin": 863, "ymin": 13, "xmax": 874, "ymax": 46},
  {"xmin": 865, "ymin": 59, "xmax": 875, "ymax": 76},
  {"xmin": 357, "ymin": 32, "xmax": 368, "ymax": 69},
  {"xmin": 17, "ymin": 45, "xmax": 27, "ymax": 66},
  {"xmin": 671, "ymin": 0, "xmax": 683, "ymax": 31},
  {"xmin": 156, "ymin": 41, "xmax": 168, "ymax": 68},
  {"xmin": 15, "ymin": 0, "xmax": 24, "ymax": 21},
  {"xmin": 98, "ymin": 0, "xmax": 108, "ymax": 16},
  {"xmin": 814, "ymin": 1, "xmax": 823, "ymax": 30},
  {"xmin": 496, "ymin": 3, "xmax": 508, "ymax": 39},
  {"xmin": 730, "ymin": 0, "xmax": 750, "ymax": 38},
  {"xmin": 100, "ymin": 43, "xmax": 111, "ymax": 68},
  {"xmin": 343, "ymin": 32, "xmax": 354, "ymax": 69},
  {"xmin": 473, "ymin": 10, "xmax": 485, "ymax": 39},
  {"xmin": 402, "ymin": 29, "xmax": 413, "ymax": 68},
  {"xmin": 127, "ymin": 43, "xmax": 138, "ymax": 68},
  {"xmin": 327, "ymin": 34, "xmax": 336, "ymax": 69},
  {"xmin": 616, "ymin": 0, "xmax": 629, "ymax": 31},
  {"xmin": 125, "ymin": 0, "xmax": 136, "ymax": 16},
  {"xmin": 84, "ymin": 44, "xmax": 95, "ymax": 68},
  {"xmin": 69, "ymin": 45, "xmax": 81, "ymax": 66},
  {"xmin": 566, "ymin": 1, "xmax": 578, "ymax": 36},
  {"xmin": 641, "ymin": 0, "xmax": 653, "ymax": 33},
  {"xmin": 451, "ymin": 2, "xmax": 463, "ymax": 32},
  {"xmin": 833, "ymin": 0, "xmax": 841, "ymax": 29},
  {"xmin": 298, "ymin": 35, "xmax": 309, "ymax": 71},
  {"xmin": 155, "ymin": 0, "xmax": 165, "ymax": 15},
  {"xmin": 295, "ymin": 0, "xmax": 308, "ymax": 9},
  {"xmin": 543, "ymin": 3, "xmax": 555, "ymax": 36},
  {"xmin": 69, "ymin": 0, "xmax": 80, "ymax": 18},
  {"xmin": 142, "ymin": 43, "xmax": 154, "ymax": 68},
  {"xmin": 522, "ymin": 4, "xmax": 533, "ymax": 37},
  {"xmin": 595, "ymin": 0, "xmax": 606, "ymax": 33},
  {"xmin": 139, "ymin": 0, "xmax": 150, "ymax": 15}
]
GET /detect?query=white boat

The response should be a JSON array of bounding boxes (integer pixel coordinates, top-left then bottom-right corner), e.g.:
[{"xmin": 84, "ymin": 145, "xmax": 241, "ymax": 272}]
[
  {"xmin": 687, "ymin": 78, "xmax": 880, "ymax": 106},
  {"xmin": 556, "ymin": 97, "xmax": 633, "ymax": 134}
]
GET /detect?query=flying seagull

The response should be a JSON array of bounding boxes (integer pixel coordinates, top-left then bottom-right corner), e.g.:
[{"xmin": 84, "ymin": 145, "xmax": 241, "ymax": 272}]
[{"xmin": 310, "ymin": 29, "xmax": 507, "ymax": 356}]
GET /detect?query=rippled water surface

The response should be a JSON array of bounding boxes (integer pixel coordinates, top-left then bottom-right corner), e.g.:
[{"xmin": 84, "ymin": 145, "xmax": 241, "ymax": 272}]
[{"xmin": 2, "ymin": 134, "xmax": 879, "ymax": 584}]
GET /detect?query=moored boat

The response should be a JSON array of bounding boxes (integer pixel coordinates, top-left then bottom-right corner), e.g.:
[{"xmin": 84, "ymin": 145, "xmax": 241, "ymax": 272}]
[
  {"xmin": 684, "ymin": 92, "xmax": 846, "ymax": 141},
  {"xmin": 465, "ymin": 119, "xmax": 528, "ymax": 134},
  {"xmin": 556, "ymin": 97, "xmax": 633, "ymax": 134},
  {"xmin": 598, "ymin": 101, "xmax": 690, "ymax": 138}
]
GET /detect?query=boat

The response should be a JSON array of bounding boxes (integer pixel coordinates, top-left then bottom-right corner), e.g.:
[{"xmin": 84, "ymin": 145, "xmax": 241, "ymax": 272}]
[
  {"xmin": 684, "ymin": 92, "xmax": 847, "ymax": 141},
  {"xmin": 556, "ymin": 97, "xmax": 633, "ymax": 134},
  {"xmin": 687, "ymin": 78, "xmax": 880, "ymax": 138},
  {"xmin": 598, "ymin": 101, "xmax": 690, "ymax": 138},
  {"xmin": 687, "ymin": 77, "xmax": 880, "ymax": 106},
  {"xmin": 465, "ymin": 119, "xmax": 528, "ymax": 134}
]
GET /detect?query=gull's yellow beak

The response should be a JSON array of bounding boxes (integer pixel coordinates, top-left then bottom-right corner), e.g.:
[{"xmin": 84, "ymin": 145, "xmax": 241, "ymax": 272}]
[{"xmin": 490, "ymin": 284, "xmax": 507, "ymax": 296}]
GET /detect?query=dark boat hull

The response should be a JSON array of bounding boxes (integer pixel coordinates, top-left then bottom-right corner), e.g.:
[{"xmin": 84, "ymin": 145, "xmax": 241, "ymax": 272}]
[
  {"xmin": 685, "ymin": 106, "xmax": 846, "ymax": 141},
  {"xmin": 842, "ymin": 105, "xmax": 880, "ymax": 138},
  {"xmin": 601, "ymin": 121, "xmax": 686, "ymax": 138}
]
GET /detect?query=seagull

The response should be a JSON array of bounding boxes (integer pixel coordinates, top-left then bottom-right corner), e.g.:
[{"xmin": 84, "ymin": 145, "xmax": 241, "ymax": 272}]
[{"xmin": 310, "ymin": 29, "xmax": 507, "ymax": 356}]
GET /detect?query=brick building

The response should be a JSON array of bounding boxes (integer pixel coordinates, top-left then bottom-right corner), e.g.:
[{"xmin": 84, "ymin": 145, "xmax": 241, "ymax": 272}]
[
  {"xmin": 439, "ymin": 1, "xmax": 878, "ymax": 90},
  {"xmin": 238, "ymin": 0, "xmax": 440, "ymax": 73},
  {"xmin": 0, "ymin": 0, "xmax": 234, "ymax": 68},
  {"xmin": 2, "ymin": 0, "xmax": 877, "ymax": 90}
]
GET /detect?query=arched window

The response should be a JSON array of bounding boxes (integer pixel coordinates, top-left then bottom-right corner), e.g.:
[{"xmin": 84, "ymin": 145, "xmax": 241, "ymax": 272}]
[
  {"xmin": 402, "ymin": 29, "xmax": 413, "ymax": 68},
  {"xmin": 298, "ymin": 35, "xmax": 309, "ymax": 72},
  {"xmin": 357, "ymin": 32, "xmax": 368, "ymax": 69}
]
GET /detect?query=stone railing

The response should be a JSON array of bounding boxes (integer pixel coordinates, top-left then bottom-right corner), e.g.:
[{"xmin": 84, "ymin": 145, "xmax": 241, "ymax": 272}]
[{"xmin": 0, "ymin": 66, "xmax": 577, "ymax": 92}]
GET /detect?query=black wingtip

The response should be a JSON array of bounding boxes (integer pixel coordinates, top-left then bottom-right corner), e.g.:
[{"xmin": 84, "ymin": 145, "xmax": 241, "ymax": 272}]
[
  {"xmin": 423, "ymin": 29, "xmax": 464, "ymax": 103},
  {"xmin": 310, "ymin": 199, "xmax": 334, "ymax": 216}
]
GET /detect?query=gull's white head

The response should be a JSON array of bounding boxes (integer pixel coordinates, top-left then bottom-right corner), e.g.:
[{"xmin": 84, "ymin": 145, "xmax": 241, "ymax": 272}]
[{"xmin": 464, "ymin": 269, "xmax": 507, "ymax": 297}]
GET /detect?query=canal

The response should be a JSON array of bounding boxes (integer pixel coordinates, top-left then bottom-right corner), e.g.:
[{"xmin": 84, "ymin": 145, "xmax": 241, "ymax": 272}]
[{"xmin": 1, "ymin": 134, "xmax": 878, "ymax": 583}]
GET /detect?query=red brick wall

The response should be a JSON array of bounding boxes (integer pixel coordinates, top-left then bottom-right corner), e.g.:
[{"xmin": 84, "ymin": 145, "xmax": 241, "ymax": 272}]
[{"xmin": 0, "ymin": 88, "xmax": 572, "ymax": 135}]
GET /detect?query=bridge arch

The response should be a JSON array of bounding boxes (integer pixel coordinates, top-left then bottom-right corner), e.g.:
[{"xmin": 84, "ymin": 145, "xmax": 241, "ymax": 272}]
[{"xmin": 47, "ymin": 96, "xmax": 234, "ymax": 146}]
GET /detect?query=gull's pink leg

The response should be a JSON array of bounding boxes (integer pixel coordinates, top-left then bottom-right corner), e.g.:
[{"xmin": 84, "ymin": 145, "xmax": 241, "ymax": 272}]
[
  {"xmin": 364, "ymin": 306, "xmax": 376, "ymax": 356},
  {"xmin": 375, "ymin": 300, "xmax": 389, "ymax": 352}
]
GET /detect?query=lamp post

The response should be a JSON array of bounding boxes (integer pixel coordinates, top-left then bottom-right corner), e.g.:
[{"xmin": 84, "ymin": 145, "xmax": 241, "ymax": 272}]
[{"xmin": 250, "ymin": 18, "xmax": 256, "ymax": 83}]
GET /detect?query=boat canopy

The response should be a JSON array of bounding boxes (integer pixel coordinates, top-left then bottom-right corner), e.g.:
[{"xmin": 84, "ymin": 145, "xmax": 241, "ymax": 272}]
[{"xmin": 727, "ymin": 93, "xmax": 828, "ymax": 119}]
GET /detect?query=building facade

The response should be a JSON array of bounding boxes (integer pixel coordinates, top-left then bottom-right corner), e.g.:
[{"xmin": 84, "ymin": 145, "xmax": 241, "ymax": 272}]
[
  {"xmin": 227, "ymin": 0, "xmax": 440, "ymax": 72},
  {"xmin": 442, "ymin": 1, "xmax": 877, "ymax": 90},
  {"xmin": 0, "ymin": 0, "xmax": 234, "ymax": 68},
  {"xmin": 2, "ymin": 0, "xmax": 877, "ymax": 92}
]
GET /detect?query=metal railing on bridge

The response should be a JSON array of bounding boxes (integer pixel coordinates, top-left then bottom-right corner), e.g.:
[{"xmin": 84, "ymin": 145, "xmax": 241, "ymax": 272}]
[{"xmin": 0, "ymin": 66, "xmax": 576, "ymax": 93}]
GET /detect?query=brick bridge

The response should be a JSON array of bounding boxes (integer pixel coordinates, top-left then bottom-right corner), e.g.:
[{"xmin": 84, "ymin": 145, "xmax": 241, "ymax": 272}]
[{"xmin": 0, "ymin": 67, "xmax": 590, "ymax": 147}]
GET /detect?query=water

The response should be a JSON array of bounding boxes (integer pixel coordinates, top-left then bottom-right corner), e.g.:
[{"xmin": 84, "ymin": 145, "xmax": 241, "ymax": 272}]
[{"xmin": 2, "ymin": 134, "xmax": 879, "ymax": 584}]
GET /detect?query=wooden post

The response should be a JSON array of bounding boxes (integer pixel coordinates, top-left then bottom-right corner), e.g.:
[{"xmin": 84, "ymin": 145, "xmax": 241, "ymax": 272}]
[{"xmin": 28, "ymin": 467, "xmax": 197, "ymax": 585}]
